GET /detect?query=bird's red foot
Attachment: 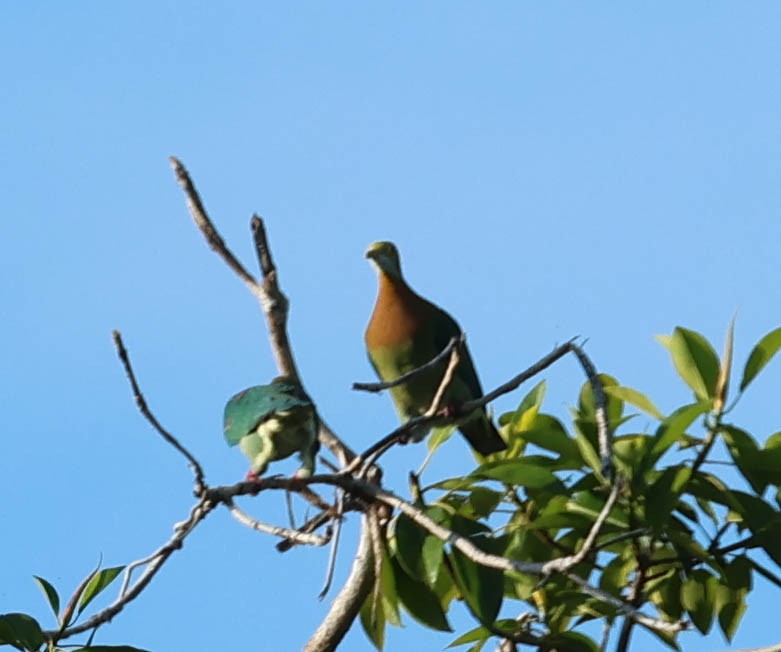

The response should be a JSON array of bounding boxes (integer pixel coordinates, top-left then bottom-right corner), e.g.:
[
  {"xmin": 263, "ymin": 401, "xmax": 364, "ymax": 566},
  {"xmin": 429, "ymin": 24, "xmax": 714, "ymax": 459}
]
[
  {"xmin": 245, "ymin": 470, "xmax": 263, "ymax": 484},
  {"xmin": 442, "ymin": 403, "xmax": 462, "ymax": 419}
]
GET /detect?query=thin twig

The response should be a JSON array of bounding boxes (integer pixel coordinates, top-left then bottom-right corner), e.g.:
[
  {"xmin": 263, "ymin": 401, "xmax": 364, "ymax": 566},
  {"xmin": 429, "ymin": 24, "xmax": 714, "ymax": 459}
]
[
  {"xmin": 691, "ymin": 419, "xmax": 720, "ymax": 477},
  {"xmin": 541, "ymin": 480, "xmax": 622, "ymax": 574},
  {"xmin": 490, "ymin": 612, "xmax": 540, "ymax": 650},
  {"xmin": 169, "ymin": 157, "xmax": 260, "ymax": 292},
  {"xmin": 276, "ymin": 510, "xmax": 340, "ymax": 553},
  {"xmin": 366, "ymin": 508, "xmax": 386, "ymax": 623},
  {"xmin": 346, "ymin": 340, "xmax": 464, "ymax": 475},
  {"xmin": 424, "ymin": 343, "xmax": 462, "ymax": 416},
  {"xmin": 569, "ymin": 343, "xmax": 614, "ymax": 476},
  {"xmin": 318, "ymin": 490, "xmax": 344, "ymax": 599},
  {"xmin": 112, "ymin": 330, "xmax": 206, "ymax": 492},
  {"xmin": 227, "ymin": 499, "xmax": 329, "ymax": 546},
  {"xmin": 596, "ymin": 528, "xmax": 650, "ymax": 551},
  {"xmin": 44, "ymin": 497, "xmax": 215, "ymax": 644},
  {"xmin": 354, "ymin": 339, "xmax": 578, "ymax": 468},
  {"xmin": 249, "ymin": 215, "xmax": 297, "ymax": 379},
  {"xmin": 352, "ymin": 335, "xmax": 463, "ymax": 392}
]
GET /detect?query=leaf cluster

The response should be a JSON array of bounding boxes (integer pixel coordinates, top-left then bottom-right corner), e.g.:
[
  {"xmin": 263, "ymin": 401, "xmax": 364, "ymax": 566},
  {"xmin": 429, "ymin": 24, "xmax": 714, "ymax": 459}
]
[
  {"xmin": 359, "ymin": 326, "xmax": 781, "ymax": 651},
  {"xmin": 1, "ymin": 563, "xmax": 147, "ymax": 652}
]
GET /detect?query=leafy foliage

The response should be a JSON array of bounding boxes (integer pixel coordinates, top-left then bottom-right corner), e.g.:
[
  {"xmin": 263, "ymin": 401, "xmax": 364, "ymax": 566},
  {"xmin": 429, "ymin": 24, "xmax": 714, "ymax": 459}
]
[
  {"xmin": 5, "ymin": 324, "xmax": 781, "ymax": 651},
  {"xmin": 358, "ymin": 325, "xmax": 781, "ymax": 650},
  {"xmin": 1, "ymin": 564, "xmax": 149, "ymax": 652}
]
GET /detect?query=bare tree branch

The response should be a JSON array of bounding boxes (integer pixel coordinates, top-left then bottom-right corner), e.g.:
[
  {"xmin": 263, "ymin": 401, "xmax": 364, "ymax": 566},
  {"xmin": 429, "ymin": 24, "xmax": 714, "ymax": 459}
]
[
  {"xmin": 169, "ymin": 157, "xmax": 260, "ymax": 292},
  {"xmin": 277, "ymin": 509, "xmax": 343, "ymax": 553},
  {"xmin": 207, "ymin": 474, "xmax": 687, "ymax": 636},
  {"xmin": 352, "ymin": 339, "xmax": 586, "ymax": 467},
  {"xmin": 303, "ymin": 517, "xmax": 375, "ymax": 652},
  {"xmin": 44, "ymin": 497, "xmax": 215, "ymax": 644},
  {"xmin": 541, "ymin": 480, "xmax": 622, "ymax": 574},
  {"xmin": 226, "ymin": 498, "xmax": 330, "ymax": 546},
  {"xmin": 352, "ymin": 334, "xmax": 463, "ymax": 392},
  {"xmin": 249, "ymin": 214, "xmax": 297, "ymax": 379},
  {"xmin": 318, "ymin": 490, "xmax": 344, "ymax": 599},
  {"xmin": 346, "ymin": 339, "xmax": 464, "ymax": 474},
  {"xmin": 425, "ymin": 341, "xmax": 463, "ymax": 417},
  {"xmin": 112, "ymin": 330, "xmax": 206, "ymax": 492},
  {"xmin": 569, "ymin": 343, "xmax": 614, "ymax": 476}
]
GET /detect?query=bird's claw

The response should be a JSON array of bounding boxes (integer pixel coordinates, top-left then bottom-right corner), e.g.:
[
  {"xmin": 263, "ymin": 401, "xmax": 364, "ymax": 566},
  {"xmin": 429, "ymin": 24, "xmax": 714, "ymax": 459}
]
[
  {"xmin": 442, "ymin": 403, "xmax": 461, "ymax": 419},
  {"xmin": 245, "ymin": 470, "xmax": 264, "ymax": 484}
]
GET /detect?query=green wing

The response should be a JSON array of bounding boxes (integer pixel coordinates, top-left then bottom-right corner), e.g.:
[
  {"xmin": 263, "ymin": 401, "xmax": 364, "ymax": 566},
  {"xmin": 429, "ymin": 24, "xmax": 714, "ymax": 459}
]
[
  {"xmin": 432, "ymin": 306, "xmax": 485, "ymax": 400},
  {"xmin": 223, "ymin": 383, "xmax": 310, "ymax": 447}
]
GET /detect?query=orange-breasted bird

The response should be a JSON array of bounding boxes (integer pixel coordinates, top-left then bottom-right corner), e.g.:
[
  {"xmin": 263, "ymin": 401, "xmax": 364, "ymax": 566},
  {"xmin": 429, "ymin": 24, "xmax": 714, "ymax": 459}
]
[{"xmin": 364, "ymin": 241, "xmax": 506, "ymax": 455}]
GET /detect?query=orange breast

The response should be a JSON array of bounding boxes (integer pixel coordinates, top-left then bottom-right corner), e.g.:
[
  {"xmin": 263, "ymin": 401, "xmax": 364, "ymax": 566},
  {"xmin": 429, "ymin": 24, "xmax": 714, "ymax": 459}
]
[{"xmin": 365, "ymin": 274, "xmax": 428, "ymax": 349}]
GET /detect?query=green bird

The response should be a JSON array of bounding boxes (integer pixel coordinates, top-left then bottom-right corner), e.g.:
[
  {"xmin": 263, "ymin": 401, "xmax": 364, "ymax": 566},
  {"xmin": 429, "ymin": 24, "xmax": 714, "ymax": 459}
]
[
  {"xmin": 364, "ymin": 241, "xmax": 506, "ymax": 455},
  {"xmin": 223, "ymin": 376, "xmax": 320, "ymax": 479}
]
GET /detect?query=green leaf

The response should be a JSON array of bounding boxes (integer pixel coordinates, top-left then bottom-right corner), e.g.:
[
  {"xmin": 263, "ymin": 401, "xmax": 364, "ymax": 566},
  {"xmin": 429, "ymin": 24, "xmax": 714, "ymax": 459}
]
[
  {"xmin": 649, "ymin": 569, "xmax": 683, "ymax": 622},
  {"xmin": 612, "ymin": 435, "xmax": 652, "ymax": 479},
  {"xmin": 722, "ymin": 426, "xmax": 768, "ymax": 494},
  {"xmin": 573, "ymin": 423, "xmax": 604, "ymax": 477},
  {"xmin": 714, "ymin": 316, "xmax": 735, "ymax": 412},
  {"xmin": 728, "ymin": 491, "xmax": 781, "ymax": 567},
  {"xmin": 379, "ymin": 545, "xmax": 402, "ymax": 626},
  {"xmin": 393, "ymin": 513, "xmax": 428, "ymax": 579},
  {"xmin": 428, "ymin": 476, "xmax": 479, "ymax": 491},
  {"xmin": 465, "ymin": 642, "xmax": 487, "ymax": 652},
  {"xmin": 599, "ymin": 553, "xmax": 635, "ymax": 597},
  {"xmin": 393, "ymin": 513, "xmax": 444, "ymax": 588},
  {"xmin": 360, "ymin": 590, "xmax": 386, "ymax": 651},
  {"xmin": 391, "ymin": 557, "xmax": 452, "ymax": 631},
  {"xmin": 508, "ymin": 380, "xmax": 546, "ymax": 432},
  {"xmin": 666, "ymin": 327, "xmax": 720, "ymax": 399},
  {"xmin": 646, "ymin": 466, "xmax": 692, "ymax": 533},
  {"xmin": 645, "ymin": 626, "xmax": 682, "ymax": 651},
  {"xmin": 604, "ymin": 385, "xmax": 664, "ymax": 420},
  {"xmin": 540, "ymin": 631, "xmax": 599, "ymax": 652},
  {"xmin": 740, "ymin": 326, "xmax": 781, "ymax": 391},
  {"xmin": 0, "ymin": 613, "xmax": 44, "ymax": 651},
  {"xmin": 568, "ymin": 490, "xmax": 629, "ymax": 529},
  {"xmin": 77, "ymin": 566, "xmax": 124, "ymax": 615},
  {"xmin": 681, "ymin": 569, "xmax": 717, "ymax": 634},
  {"xmin": 447, "ymin": 625, "xmax": 491, "ymax": 648},
  {"xmin": 468, "ymin": 487, "xmax": 503, "ymax": 518},
  {"xmin": 510, "ymin": 414, "xmax": 581, "ymax": 461},
  {"xmin": 473, "ymin": 460, "xmax": 561, "ymax": 490},
  {"xmin": 428, "ymin": 425, "xmax": 456, "ymax": 452},
  {"xmin": 646, "ymin": 402, "xmax": 710, "ymax": 467},
  {"xmin": 33, "ymin": 575, "xmax": 60, "ymax": 622},
  {"xmin": 578, "ymin": 374, "xmax": 623, "ymax": 424},
  {"xmin": 449, "ymin": 544, "xmax": 504, "ymax": 624},
  {"xmin": 714, "ymin": 555, "xmax": 751, "ymax": 642},
  {"xmin": 687, "ymin": 471, "xmax": 743, "ymax": 511},
  {"xmin": 717, "ymin": 594, "xmax": 746, "ymax": 643}
]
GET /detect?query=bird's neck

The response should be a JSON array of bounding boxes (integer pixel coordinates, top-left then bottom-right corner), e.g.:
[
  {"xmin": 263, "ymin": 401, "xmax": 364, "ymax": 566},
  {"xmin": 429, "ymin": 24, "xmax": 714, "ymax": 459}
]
[{"xmin": 377, "ymin": 271, "xmax": 416, "ymax": 303}]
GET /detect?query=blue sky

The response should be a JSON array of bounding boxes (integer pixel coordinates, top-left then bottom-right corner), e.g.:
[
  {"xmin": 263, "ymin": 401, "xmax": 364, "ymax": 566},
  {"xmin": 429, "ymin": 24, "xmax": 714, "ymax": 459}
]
[{"xmin": 2, "ymin": 3, "xmax": 781, "ymax": 650}]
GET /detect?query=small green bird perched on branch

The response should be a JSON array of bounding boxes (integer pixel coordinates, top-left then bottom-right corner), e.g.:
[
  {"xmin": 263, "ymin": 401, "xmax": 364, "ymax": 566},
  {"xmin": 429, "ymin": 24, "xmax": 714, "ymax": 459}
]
[
  {"xmin": 364, "ymin": 241, "xmax": 506, "ymax": 455},
  {"xmin": 223, "ymin": 376, "xmax": 320, "ymax": 480}
]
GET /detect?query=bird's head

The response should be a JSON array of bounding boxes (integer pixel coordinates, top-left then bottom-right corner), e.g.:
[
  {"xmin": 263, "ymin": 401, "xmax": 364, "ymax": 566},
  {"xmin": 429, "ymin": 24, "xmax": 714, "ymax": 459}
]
[{"xmin": 365, "ymin": 241, "xmax": 403, "ymax": 280}]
